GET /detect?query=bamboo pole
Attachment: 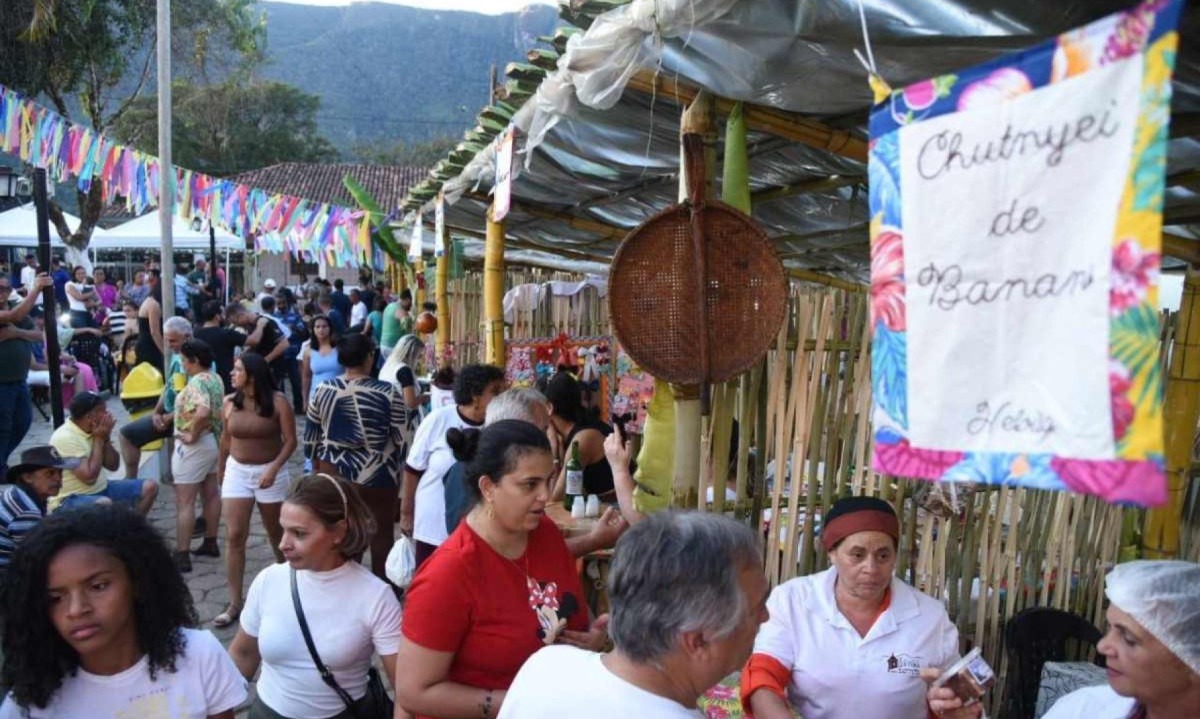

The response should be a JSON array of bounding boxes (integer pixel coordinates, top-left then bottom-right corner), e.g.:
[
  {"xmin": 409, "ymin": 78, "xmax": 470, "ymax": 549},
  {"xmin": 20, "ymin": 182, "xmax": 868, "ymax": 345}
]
[
  {"xmin": 484, "ymin": 206, "xmax": 506, "ymax": 368},
  {"xmin": 670, "ymin": 91, "xmax": 714, "ymax": 508},
  {"xmin": 704, "ymin": 100, "xmax": 751, "ymax": 515},
  {"xmin": 414, "ymin": 259, "xmax": 426, "ymax": 311},
  {"xmin": 436, "ymin": 227, "xmax": 451, "ymax": 366},
  {"xmin": 1144, "ymin": 269, "xmax": 1200, "ymax": 557}
]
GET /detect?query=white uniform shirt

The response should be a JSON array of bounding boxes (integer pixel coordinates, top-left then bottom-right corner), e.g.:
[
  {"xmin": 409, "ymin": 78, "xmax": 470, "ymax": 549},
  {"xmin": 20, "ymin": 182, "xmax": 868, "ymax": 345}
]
[
  {"xmin": 499, "ymin": 645, "xmax": 703, "ymax": 719},
  {"xmin": 752, "ymin": 567, "xmax": 960, "ymax": 719},
  {"xmin": 1041, "ymin": 685, "xmax": 1137, "ymax": 719}
]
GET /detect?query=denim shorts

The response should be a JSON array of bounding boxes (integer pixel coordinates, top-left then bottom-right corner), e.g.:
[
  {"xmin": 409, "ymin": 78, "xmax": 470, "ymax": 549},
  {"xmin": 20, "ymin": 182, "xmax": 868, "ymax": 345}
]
[{"xmin": 58, "ymin": 479, "xmax": 148, "ymax": 510}]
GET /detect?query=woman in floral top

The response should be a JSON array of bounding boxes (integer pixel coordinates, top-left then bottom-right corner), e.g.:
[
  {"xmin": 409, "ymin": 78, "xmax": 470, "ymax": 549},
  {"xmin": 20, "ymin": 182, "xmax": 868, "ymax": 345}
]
[{"xmin": 171, "ymin": 338, "xmax": 226, "ymax": 573}]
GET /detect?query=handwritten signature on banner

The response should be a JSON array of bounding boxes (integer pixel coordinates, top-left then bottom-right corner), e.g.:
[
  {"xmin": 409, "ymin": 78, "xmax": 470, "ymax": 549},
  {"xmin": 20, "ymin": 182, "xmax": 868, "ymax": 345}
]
[{"xmin": 0, "ymin": 84, "xmax": 376, "ymax": 269}]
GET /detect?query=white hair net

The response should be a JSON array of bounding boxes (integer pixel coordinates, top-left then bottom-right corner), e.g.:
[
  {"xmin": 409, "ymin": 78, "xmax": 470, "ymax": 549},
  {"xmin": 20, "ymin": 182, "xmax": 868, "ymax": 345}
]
[{"xmin": 1105, "ymin": 560, "xmax": 1200, "ymax": 674}]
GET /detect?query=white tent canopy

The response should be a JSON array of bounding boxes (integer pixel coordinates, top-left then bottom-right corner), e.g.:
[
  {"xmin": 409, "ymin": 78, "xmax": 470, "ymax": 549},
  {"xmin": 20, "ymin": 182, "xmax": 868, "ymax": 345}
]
[
  {"xmin": 0, "ymin": 204, "xmax": 109, "ymax": 247},
  {"xmin": 99, "ymin": 210, "xmax": 243, "ymax": 250}
]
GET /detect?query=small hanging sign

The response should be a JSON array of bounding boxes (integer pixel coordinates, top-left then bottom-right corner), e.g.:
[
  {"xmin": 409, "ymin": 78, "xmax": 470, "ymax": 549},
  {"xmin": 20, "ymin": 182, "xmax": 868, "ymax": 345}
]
[
  {"xmin": 408, "ymin": 212, "xmax": 423, "ymax": 263},
  {"xmin": 434, "ymin": 190, "xmax": 446, "ymax": 258},
  {"xmin": 493, "ymin": 127, "xmax": 515, "ymax": 222},
  {"xmin": 868, "ymin": 0, "xmax": 1182, "ymax": 506}
]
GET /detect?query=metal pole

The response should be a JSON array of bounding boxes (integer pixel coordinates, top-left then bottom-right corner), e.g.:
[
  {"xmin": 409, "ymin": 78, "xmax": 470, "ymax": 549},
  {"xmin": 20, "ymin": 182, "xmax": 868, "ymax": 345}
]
[
  {"xmin": 156, "ymin": 0, "xmax": 175, "ymax": 484},
  {"xmin": 32, "ymin": 168, "xmax": 64, "ymax": 427},
  {"xmin": 157, "ymin": 0, "xmax": 175, "ymax": 333},
  {"xmin": 208, "ymin": 222, "xmax": 218, "ymax": 305}
]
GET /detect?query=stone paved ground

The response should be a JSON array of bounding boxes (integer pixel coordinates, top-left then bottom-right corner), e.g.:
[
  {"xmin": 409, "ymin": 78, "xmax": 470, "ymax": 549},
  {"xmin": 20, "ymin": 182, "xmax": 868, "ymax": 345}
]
[{"xmin": 11, "ymin": 394, "xmax": 325, "ymax": 716}]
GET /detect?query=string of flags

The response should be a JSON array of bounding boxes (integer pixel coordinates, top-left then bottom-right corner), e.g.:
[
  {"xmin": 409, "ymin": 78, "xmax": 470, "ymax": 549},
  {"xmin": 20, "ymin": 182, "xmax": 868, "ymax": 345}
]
[{"xmin": 0, "ymin": 83, "xmax": 385, "ymax": 269}]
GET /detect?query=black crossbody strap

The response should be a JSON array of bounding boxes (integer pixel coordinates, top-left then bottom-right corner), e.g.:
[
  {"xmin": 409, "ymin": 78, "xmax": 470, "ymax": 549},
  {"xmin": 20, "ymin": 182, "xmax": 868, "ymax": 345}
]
[{"xmin": 290, "ymin": 567, "xmax": 358, "ymax": 711}]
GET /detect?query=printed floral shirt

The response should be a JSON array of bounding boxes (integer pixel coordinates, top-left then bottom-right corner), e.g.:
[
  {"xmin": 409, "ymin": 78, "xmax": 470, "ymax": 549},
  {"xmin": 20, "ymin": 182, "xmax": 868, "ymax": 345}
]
[{"xmin": 176, "ymin": 371, "xmax": 225, "ymax": 438}]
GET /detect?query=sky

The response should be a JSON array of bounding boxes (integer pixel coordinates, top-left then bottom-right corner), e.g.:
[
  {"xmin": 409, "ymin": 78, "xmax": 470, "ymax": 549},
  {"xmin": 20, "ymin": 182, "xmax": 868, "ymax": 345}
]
[{"xmin": 274, "ymin": 0, "xmax": 556, "ymax": 14}]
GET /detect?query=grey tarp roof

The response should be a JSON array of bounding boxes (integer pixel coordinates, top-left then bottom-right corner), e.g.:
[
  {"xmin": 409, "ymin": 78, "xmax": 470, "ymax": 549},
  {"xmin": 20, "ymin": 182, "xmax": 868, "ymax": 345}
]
[{"xmin": 403, "ymin": 0, "xmax": 1200, "ymax": 281}]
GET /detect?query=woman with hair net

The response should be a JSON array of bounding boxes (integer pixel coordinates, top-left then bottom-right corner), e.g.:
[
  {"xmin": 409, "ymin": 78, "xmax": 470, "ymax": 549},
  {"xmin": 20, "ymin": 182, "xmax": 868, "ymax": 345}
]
[{"xmin": 1043, "ymin": 560, "xmax": 1199, "ymax": 719}]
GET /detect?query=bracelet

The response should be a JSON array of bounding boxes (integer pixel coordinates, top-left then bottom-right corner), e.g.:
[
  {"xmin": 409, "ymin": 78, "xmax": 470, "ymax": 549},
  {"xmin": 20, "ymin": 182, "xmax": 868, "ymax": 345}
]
[{"xmin": 481, "ymin": 690, "xmax": 494, "ymax": 719}]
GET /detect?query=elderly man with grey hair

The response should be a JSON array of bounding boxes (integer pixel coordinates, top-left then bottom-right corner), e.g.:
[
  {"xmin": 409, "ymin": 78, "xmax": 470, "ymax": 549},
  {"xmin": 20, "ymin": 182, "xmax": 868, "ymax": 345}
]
[
  {"xmin": 500, "ymin": 511, "xmax": 769, "ymax": 718},
  {"xmin": 118, "ymin": 315, "xmax": 196, "ymax": 477},
  {"xmin": 484, "ymin": 386, "xmax": 552, "ymax": 428},
  {"xmin": 442, "ymin": 387, "xmax": 626, "ymax": 556}
]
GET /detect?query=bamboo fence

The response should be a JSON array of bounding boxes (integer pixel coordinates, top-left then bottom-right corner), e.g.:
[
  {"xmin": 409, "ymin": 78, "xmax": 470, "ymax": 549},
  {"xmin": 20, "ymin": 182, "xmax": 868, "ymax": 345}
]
[
  {"xmin": 437, "ymin": 264, "xmax": 1197, "ymax": 712},
  {"xmin": 442, "ymin": 268, "xmax": 610, "ymax": 367},
  {"xmin": 719, "ymin": 283, "xmax": 1197, "ymax": 713}
]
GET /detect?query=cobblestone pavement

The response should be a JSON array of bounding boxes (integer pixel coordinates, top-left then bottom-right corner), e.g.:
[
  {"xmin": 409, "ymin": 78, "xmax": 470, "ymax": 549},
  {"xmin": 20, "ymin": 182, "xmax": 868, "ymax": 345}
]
[{"xmin": 11, "ymin": 394, "xmax": 320, "ymax": 715}]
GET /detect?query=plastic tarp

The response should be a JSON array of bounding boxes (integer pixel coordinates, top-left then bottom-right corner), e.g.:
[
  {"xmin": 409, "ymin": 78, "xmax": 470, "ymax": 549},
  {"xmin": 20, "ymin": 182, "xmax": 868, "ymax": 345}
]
[
  {"xmin": 417, "ymin": 0, "xmax": 1199, "ymax": 280},
  {"xmin": 0, "ymin": 204, "xmax": 105, "ymax": 247},
  {"xmin": 100, "ymin": 210, "xmax": 243, "ymax": 250}
]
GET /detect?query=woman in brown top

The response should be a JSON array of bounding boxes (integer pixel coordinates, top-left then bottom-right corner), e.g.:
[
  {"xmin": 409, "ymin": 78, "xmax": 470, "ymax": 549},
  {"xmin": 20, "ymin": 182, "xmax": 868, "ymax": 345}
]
[{"xmin": 215, "ymin": 352, "xmax": 296, "ymax": 628}]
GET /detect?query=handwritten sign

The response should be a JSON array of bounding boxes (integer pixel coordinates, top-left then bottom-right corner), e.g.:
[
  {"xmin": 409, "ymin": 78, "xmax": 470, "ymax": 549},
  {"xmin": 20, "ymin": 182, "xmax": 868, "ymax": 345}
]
[
  {"xmin": 408, "ymin": 211, "xmax": 423, "ymax": 262},
  {"xmin": 493, "ymin": 128, "xmax": 515, "ymax": 222},
  {"xmin": 868, "ymin": 0, "xmax": 1182, "ymax": 506}
]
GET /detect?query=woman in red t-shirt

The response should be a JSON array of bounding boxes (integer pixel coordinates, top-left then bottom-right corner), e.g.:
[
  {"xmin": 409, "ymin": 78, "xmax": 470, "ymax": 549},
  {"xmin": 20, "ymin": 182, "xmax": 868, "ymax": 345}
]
[{"xmin": 395, "ymin": 419, "xmax": 608, "ymax": 719}]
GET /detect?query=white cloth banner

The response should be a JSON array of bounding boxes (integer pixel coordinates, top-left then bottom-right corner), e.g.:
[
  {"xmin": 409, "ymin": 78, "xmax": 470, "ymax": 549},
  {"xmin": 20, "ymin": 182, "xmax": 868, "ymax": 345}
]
[{"xmin": 901, "ymin": 58, "xmax": 1140, "ymax": 459}]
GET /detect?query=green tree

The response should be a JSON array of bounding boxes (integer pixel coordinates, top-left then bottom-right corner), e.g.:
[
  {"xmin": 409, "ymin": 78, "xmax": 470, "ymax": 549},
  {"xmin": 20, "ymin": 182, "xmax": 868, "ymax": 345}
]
[
  {"xmin": 112, "ymin": 76, "xmax": 337, "ymax": 176},
  {"xmin": 0, "ymin": 0, "xmax": 264, "ymax": 258},
  {"xmin": 349, "ymin": 136, "xmax": 458, "ymax": 167}
]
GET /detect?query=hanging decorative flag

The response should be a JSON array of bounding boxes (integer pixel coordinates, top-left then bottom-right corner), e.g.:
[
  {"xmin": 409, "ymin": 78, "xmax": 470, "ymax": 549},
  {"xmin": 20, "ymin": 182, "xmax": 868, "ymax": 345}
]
[
  {"xmin": 0, "ymin": 83, "xmax": 374, "ymax": 269},
  {"xmin": 434, "ymin": 190, "xmax": 446, "ymax": 258},
  {"xmin": 868, "ymin": 0, "xmax": 1182, "ymax": 506},
  {"xmin": 493, "ymin": 127, "xmax": 515, "ymax": 222},
  {"xmin": 408, "ymin": 212, "xmax": 423, "ymax": 262}
]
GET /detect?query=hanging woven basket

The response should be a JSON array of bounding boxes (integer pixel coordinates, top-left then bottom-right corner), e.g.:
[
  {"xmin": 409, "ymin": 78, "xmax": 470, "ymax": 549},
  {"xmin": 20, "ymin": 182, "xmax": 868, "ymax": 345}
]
[{"xmin": 609, "ymin": 134, "xmax": 788, "ymax": 410}]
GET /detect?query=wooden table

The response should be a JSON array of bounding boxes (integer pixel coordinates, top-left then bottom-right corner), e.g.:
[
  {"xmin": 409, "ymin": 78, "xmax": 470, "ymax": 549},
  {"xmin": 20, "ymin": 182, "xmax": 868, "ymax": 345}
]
[
  {"xmin": 546, "ymin": 501, "xmax": 613, "ymax": 615},
  {"xmin": 545, "ymin": 501, "xmax": 601, "ymax": 538}
]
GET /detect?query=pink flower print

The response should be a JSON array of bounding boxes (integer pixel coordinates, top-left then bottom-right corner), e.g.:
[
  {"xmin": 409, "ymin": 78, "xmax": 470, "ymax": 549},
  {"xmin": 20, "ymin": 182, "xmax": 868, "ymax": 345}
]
[
  {"xmin": 957, "ymin": 68, "xmax": 1032, "ymax": 112},
  {"xmin": 1102, "ymin": 1, "xmax": 1167, "ymax": 63},
  {"xmin": 1110, "ymin": 239, "xmax": 1159, "ymax": 315},
  {"xmin": 705, "ymin": 707, "xmax": 731, "ymax": 719},
  {"xmin": 1109, "ymin": 360, "xmax": 1135, "ymax": 441},
  {"xmin": 705, "ymin": 684, "xmax": 738, "ymax": 702},
  {"xmin": 902, "ymin": 79, "xmax": 939, "ymax": 111},
  {"xmin": 874, "ymin": 435, "xmax": 964, "ymax": 479},
  {"xmin": 871, "ymin": 228, "xmax": 906, "ymax": 333},
  {"xmin": 1050, "ymin": 457, "xmax": 1166, "ymax": 506}
]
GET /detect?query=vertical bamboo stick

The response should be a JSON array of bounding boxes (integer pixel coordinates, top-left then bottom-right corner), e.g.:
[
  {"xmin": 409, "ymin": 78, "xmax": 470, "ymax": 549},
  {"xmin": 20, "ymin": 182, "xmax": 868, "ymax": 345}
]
[
  {"xmin": 436, "ymin": 227, "xmax": 450, "ymax": 366},
  {"xmin": 793, "ymin": 295, "xmax": 834, "ymax": 577},
  {"xmin": 484, "ymin": 208, "xmax": 505, "ymax": 368},
  {"xmin": 751, "ymin": 358, "xmax": 770, "ymax": 532}
]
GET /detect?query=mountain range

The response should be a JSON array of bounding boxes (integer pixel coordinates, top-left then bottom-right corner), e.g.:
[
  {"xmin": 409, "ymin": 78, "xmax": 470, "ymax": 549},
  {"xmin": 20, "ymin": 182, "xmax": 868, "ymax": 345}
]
[{"xmin": 258, "ymin": 1, "xmax": 559, "ymax": 153}]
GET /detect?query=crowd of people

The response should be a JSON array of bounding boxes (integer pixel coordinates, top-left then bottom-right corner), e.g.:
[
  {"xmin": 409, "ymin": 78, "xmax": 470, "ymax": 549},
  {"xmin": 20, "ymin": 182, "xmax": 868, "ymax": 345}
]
[{"xmin": 0, "ymin": 263, "xmax": 1197, "ymax": 719}]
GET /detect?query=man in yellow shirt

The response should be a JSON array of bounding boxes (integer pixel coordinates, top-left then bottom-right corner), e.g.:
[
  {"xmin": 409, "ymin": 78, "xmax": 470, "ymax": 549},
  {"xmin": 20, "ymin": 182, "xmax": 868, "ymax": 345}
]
[{"xmin": 50, "ymin": 392, "xmax": 158, "ymax": 514}]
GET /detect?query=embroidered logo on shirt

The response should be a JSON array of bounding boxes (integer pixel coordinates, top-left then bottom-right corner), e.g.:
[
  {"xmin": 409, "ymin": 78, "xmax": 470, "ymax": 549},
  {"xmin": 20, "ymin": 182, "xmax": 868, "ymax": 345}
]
[{"xmin": 886, "ymin": 652, "xmax": 923, "ymax": 677}]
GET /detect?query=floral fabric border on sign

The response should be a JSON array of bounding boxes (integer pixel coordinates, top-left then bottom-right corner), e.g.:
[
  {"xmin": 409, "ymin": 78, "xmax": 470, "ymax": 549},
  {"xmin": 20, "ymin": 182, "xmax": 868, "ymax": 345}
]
[{"xmin": 868, "ymin": 0, "xmax": 1182, "ymax": 506}]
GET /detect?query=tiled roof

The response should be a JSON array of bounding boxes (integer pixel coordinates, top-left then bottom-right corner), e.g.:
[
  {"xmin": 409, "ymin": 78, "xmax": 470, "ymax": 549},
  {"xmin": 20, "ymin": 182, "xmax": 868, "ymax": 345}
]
[{"xmin": 229, "ymin": 163, "xmax": 428, "ymax": 213}]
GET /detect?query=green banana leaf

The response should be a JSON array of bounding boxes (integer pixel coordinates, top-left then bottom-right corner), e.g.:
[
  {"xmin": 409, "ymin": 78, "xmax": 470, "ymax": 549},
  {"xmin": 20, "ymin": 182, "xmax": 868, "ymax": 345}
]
[{"xmin": 343, "ymin": 174, "xmax": 406, "ymax": 265}]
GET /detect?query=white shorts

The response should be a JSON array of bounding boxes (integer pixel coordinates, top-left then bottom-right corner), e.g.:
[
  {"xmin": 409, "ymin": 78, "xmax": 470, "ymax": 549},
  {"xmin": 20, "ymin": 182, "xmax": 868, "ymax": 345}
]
[
  {"xmin": 221, "ymin": 455, "xmax": 291, "ymax": 503},
  {"xmin": 171, "ymin": 433, "xmax": 219, "ymax": 485}
]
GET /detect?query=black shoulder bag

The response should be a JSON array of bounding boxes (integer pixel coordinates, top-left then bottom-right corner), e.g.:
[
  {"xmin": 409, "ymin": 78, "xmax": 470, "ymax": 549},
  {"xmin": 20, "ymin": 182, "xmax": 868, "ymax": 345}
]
[{"xmin": 290, "ymin": 568, "xmax": 394, "ymax": 719}]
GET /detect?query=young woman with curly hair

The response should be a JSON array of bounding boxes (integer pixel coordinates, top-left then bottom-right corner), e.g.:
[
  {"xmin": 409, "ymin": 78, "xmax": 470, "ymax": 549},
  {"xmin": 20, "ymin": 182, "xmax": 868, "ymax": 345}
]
[{"xmin": 0, "ymin": 505, "xmax": 247, "ymax": 718}]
